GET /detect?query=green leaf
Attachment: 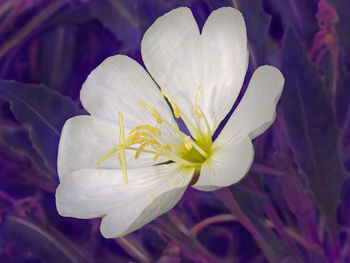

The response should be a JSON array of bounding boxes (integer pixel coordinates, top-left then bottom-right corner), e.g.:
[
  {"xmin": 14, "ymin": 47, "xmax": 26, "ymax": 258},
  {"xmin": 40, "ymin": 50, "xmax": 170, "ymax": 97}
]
[
  {"xmin": 0, "ymin": 80, "xmax": 83, "ymax": 172},
  {"xmin": 281, "ymin": 28, "xmax": 347, "ymax": 222}
]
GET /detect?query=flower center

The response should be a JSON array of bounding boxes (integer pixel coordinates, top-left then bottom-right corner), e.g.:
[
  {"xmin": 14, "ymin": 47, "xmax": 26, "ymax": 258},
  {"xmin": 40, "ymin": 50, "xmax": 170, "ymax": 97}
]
[{"xmin": 96, "ymin": 87, "xmax": 212, "ymax": 184}]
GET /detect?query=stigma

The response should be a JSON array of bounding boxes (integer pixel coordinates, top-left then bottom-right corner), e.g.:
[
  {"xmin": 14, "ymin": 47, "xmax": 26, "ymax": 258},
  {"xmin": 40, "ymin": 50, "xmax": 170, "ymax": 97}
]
[{"xmin": 96, "ymin": 87, "xmax": 212, "ymax": 184}]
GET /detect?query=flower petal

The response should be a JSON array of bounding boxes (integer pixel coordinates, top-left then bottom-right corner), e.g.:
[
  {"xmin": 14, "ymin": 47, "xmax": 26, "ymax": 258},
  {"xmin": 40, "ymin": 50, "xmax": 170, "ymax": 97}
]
[
  {"xmin": 220, "ymin": 65, "xmax": 284, "ymax": 142},
  {"xmin": 193, "ymin": 66, "xmax": 283, "ymax": 191},
  {"xmin": 80, "ymin": 55, "xmax": 175, "ymax": 128},
  {"xmin": 199, "ymin": 7, "xmax": 248, "ymax": 133},
  {"xmin": 57, "ymin": 115, "xmax": 157, "ymax": 179},
  {"xmin": 100, "ymin": 184, "xmax": 186, "ymax": 238},
  {"xmin": 141, "ymin": 7, "xmax": 201, "ymax": 119},
  {"xmin": 192, "ymin": 137, "xmax": 254, "ymax": 191},
  {"xmin": 55, "ymin": 164, "xmax": 194, "ymax": 238}
]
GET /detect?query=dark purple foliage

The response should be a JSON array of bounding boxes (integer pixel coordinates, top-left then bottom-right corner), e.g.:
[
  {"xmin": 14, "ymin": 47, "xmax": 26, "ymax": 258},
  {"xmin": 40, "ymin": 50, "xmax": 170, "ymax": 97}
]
[{"xmin": 0, "ymin": 0, "xmax": 349, "ymax": 262}]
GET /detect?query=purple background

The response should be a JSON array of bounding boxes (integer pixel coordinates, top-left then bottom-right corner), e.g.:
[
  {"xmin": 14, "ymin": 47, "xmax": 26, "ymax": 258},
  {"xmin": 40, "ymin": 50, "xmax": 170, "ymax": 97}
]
[{"xmin": 0, "ymin": 0, "xmax": 349, "ymax": 262}]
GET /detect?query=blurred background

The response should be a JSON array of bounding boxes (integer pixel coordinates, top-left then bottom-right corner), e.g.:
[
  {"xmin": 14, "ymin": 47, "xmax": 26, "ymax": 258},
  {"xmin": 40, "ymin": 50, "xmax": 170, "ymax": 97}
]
[{"xmin": 0, "ymin": 0, "xmax": 349, "ymax": 262}]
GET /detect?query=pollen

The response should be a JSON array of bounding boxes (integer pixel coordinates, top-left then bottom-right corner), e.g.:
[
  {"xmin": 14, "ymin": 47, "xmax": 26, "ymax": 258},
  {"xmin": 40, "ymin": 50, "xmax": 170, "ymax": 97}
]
[
  {"xmin": 126, "ymin": 132, "xmax": 157, "ymax": 144},
  {"xmin": 184, "ymin": 136, "xmax": 193, "ymax": 150},
  {"xmin": 160, "ymin": 89, "xmax": 181, "ymax": 118},
  {"xmin": 135, "ymin": 140, "xmax": 161, "ymax": 159},
  {"xmin": 96, "ymin": 86, "xmax": 213, "ymax": 184},
  {"xmin": 139, "ymin": 99, "xmax": 162, "ymax": 124},
  {"xmin": 153, "ymin": 145, "xmax": 164, "ymax": 161},
  {"xmin": 194, "ymin": 86, "xmax": 204, "ymax": 119},
  {"xmin": 96, "ymin": 145, "xmax": 119, "ymax": 176},
  {"xmin": 129, "ymin": 125, "xmax": 161, "ymax": 135}
]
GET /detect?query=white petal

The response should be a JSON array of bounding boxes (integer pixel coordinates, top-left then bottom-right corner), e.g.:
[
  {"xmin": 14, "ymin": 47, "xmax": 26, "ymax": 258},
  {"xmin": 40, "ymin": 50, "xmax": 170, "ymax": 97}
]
[
  {"xmin": 80, "ymin": 55, "xmax": 175, "ymax": 128},
  {"xmin": 141, "ymin": 7, "xmax": 201, "ymax": 120},
  {"xmin": 220, "ymin": 65, "xmax": 284, "ymax": 142},
  {"xmin": 57, "ymin": 115, "xmax": 156, "ymax": 179},
  {"xmin": 193, "ymin": 66, "xmax": 283, "ymax": 191},
  {"xmin": 192, "ymin": 137, "xmax": 254, "ymax": 191},
  {"xmin": 101, "ymin": 184, "xmax": 186, "ymax": 238},
  {"xmin": 199, "ymin": 7, "xmax": 248, "ymax": 133},
  {"xmin": 55, "ymin": 164, "xmax": 194, "ymax": 238}
]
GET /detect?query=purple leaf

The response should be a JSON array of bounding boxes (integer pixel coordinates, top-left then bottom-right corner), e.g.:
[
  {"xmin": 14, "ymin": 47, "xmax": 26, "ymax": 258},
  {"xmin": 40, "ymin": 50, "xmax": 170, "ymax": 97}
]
[
  {"xmin": 0, "ymin": 80, "xmax": 83, "ymax": 172},
  {"xmin": 281, "ymin": 28, "xmax": 348, "ymax": 260},
  {"xmin": 2, "ymin": 215, "xmax": 91, "ymax": 263},
  {"xmin": 237, "ymin": 0, "xmax": 279, "ymax": 67},
  {"xmin": 262, "ymin": 0, "xmax": 319, "ymax": 46},
  {"xmin": 0, "ymin": 126, "xmax": 54, "ymax": 176}
]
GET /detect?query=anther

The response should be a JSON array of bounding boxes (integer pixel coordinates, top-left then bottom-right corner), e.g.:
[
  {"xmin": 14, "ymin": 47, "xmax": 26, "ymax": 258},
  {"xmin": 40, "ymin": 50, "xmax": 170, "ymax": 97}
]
[
  {"xmin": 129, "ymin": 125, "xmax": 161, "ymax": 135},
  {"xmin": 184, "ymin": 136, "xmax": 193, "ymax": 150},
  {"xmin": 163, "ymin": 144, "xmax": 172, "ymax": 152},
  {"xmin": 184, "ymin": 136, "xmax": 209, "ymax": 158},
  {"xmin": 126, "ymin": 132, "xmax": 157, "ymax": 144},
  {"xmin": 139, "ymin": 99, "xmax": 162, "ymax": 124},
  {"xmin": 160, "ymin": 89, "xmax": 180, "ymax": 118},
  {"xmin": 194, "ymin": 86, "xmax": 204, "ymax": 119},
  {"xmin": 96, "ymin": 145, "xmax": 119, "ymax": 175},
  {"xmin": 135, "ymin": 140, "xmax": 161, "ymax": 159},
  {"xmin": 153, "ymin": 145, "xmax": 164, "ymax": 161}
]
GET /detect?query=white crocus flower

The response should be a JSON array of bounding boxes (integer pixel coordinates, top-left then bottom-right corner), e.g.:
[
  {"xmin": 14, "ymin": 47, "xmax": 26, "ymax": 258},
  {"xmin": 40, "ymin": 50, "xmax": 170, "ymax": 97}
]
[{"xmin": 56, "ymin": 7, "xmax": 284, "ymax": 238}]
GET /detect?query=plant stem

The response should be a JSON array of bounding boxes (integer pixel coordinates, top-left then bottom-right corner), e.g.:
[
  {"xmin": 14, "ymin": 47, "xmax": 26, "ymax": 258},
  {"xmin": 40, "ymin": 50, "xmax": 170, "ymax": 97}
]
[
  {"xmin": 0, "ymin": 0, "xmax": 66, "ymax": 59},
  {"xmin": 213, "ymin": 188, "xmax": 277, "ymax": 263}
]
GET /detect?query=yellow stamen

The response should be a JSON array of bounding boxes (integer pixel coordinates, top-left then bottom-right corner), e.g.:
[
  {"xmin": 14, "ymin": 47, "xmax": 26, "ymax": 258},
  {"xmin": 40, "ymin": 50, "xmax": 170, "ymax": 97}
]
[
  {"xmin": 126, "ymin": 132, "xmax": 157, "ymax": 144},
  {"xmin": 194, "ymin": 86, "xmax": 204, "ymax": 119},
  {"xmin": 195, "ymin": 104, "xmax": 212, "ymax": 142},
  {"xmin": 139, "ymin": 99, "xmax": 162, "ymax": 124},
  {"xmin": 187, "ymin": 137, "xmax": 209, "ymax": 158},
  {"xmin": 96, "ymin": 145, "xmax": 119, "ymax": 175},
  {"xmin": 96, "ymin": 86, "xmax": 214, "ymax": 181},
  {"xmin": 118, "ymin": 111, "xmax": 128, "ymax": 184},
  {"xmin": 127, "ymin": 136, "xmax": 147, "ymax": 145},
  {"xmin": 163, "ymin": 144, "xmax": 172, "ymax": 152},
  {"xmin": 135, "ymin": 140, "xmax": 161, "ymax": 159},
  {"xmin": 184, "ymin": 136, "xmax": 193, "ymax": 150},
  {"xmin": 153, "ymin": 145, "xmax": 164, "ymax": 161},
  {"xmin": 129, "ymin": 125, "xmax": 161, "ymax": 136},
  {"xmin": 122, "ymin": 146, "xmax": 202, "ymax": 167},
  {"xmin": 160, "ymin": 89, "xmax": 180, "ymax": 118}
]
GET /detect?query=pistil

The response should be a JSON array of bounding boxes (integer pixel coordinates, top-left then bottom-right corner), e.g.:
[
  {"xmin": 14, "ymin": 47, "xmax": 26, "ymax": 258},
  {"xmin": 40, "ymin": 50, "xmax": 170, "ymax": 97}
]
[{"xmin": 96, "ymin": 87, "xmax": 213, "ymax": 184}]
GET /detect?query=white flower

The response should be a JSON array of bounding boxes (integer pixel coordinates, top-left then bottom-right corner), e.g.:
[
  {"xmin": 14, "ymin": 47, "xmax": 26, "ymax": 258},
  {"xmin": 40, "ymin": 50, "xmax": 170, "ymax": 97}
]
[{"xmin": 55, "ymin": 7, "xmax": 284, "ymax": 238}]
